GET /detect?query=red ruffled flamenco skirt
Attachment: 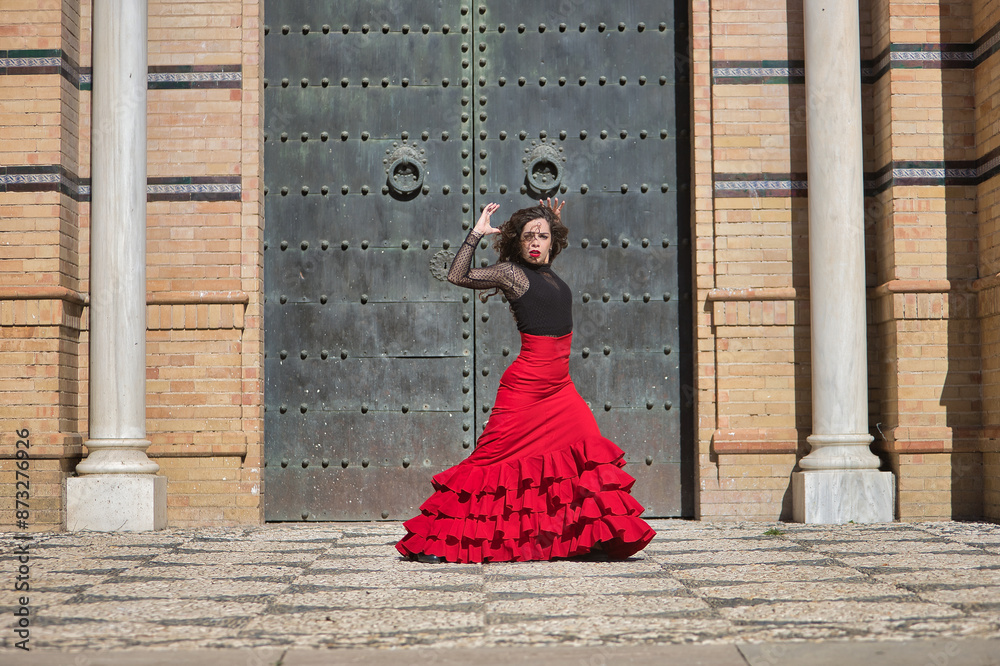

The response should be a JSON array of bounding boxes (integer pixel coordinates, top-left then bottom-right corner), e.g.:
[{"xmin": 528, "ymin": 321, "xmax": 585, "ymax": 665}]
[{"xmin": 396, "ymin": 332, "xmax": 656, "ymax": 563}]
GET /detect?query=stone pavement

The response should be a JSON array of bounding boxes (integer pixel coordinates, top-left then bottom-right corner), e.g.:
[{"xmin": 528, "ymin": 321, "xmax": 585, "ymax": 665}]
[{"xmin": 1, "ymin": 520, "xmax": 999, "ymax": 664}]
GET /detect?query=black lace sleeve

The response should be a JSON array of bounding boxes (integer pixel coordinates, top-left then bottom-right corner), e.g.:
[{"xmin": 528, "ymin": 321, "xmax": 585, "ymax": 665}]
[{"xmin": 447, "ymin": 230, "xmax": 529, "ymax": 300}]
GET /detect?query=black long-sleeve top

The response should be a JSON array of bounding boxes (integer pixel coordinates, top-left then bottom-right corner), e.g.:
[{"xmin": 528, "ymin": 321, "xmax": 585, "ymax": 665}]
[{"xmin": 447, "ymin": 230, "xmax": 573, "ymax": 337}]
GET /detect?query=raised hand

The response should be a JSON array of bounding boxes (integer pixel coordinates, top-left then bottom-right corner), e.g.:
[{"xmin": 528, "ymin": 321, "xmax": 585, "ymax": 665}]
[
  {"xmin": 474, "ymin": 202, "xmax": 501, "ymax": 235},
  {"xmin": 539, "ymin": 197, "xmax": 565, "ymax": 220}
]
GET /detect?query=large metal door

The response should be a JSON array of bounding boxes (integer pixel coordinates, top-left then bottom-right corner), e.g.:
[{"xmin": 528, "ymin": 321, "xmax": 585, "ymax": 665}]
[{"xmin": 263, "ymin": 1, "xmax": 691, "ymax": 520}]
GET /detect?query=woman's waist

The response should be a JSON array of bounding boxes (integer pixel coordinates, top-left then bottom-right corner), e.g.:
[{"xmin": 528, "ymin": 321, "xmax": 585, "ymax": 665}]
[
  {"xmin": 498, "ymin": 359, "xmax": 572, "ymax": 394},
  {"xmin": 502, "ymin": 333, "xmax": 572, "ymax": 381},
  {"xmin": 516, "ymin": 331, "xmax": 573, "ymax": 358}
]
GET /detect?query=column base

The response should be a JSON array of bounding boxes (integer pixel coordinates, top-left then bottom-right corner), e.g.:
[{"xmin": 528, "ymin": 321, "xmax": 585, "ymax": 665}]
[
  {"xmin": 66, "ymin": 474, "xmax": 167, "ymax": 531},
  {"xmin": 792, "ymin": 469, "xmax": 894, "ymax": 524}
]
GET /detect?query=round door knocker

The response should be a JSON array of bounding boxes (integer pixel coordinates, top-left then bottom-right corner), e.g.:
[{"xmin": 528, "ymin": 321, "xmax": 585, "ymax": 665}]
[
  {"xmin": 384, "ymin": 142, "xmax": 427, "ymax": 199},
  {"xmin": 388, "ymin": 156, "xmax": 424, "ymax": 194},
  {"xmin": 523, "ymin": 140, "xmax": 565, "ymax": 195}
]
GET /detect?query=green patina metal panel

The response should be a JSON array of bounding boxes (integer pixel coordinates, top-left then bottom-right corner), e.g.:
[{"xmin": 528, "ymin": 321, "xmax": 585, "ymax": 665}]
[{"xmin": 263, "ymin": 0, "xmax": 692, "ymax": 520}]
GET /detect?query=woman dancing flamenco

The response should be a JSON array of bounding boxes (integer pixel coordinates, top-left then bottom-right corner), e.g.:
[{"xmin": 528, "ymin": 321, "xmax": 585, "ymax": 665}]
[{"xmin": 396, "ymin": 200, "xmax": 656, "ymax": 563}]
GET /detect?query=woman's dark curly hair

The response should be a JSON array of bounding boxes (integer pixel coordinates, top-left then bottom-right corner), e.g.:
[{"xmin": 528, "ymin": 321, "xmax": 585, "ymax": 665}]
[
  {"xmin": 492, "ymin": 205, "xmax": 569, "ymax": 264},
  {"xmin": 480, "ymin": 204, "xmax": 569, "ymax": 303}
]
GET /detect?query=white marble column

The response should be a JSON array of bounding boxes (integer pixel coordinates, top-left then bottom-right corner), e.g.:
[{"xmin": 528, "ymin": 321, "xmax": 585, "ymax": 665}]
[
  {"xmin": 66, "ymin": 0, "xmax": 166, "ymax": 531},
  {"xmin": 791, "ymin": 0, "xmax": 894, "ymax": 523}
]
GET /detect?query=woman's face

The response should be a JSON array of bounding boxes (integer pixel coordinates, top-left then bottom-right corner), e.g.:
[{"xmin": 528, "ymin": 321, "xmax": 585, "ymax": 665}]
[{"xmin": 519, "ymin": 218, "xmax": 552, "ymax": 265}]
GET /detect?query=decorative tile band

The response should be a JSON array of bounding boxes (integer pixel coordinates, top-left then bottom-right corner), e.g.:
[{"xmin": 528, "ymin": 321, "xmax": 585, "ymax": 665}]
[
  {"xmin": 713, "ymin": 174, "xmax": 808, "ymax": 198},
  {"xmin": 977, "ymin": 144, "xmax": 1000, "ymax": 184},
  {"xmin": 0, "ymin": 167, "xmax": 241, "ymax": 202},
  {"xmin": 713, "ymin": 21, "xmax": 1000, "ymax": 85},
  {"xmin": 866, "ymin": 154, "xmax": 989, "ymax": 195},
  {"xmin": 146, "ymin": 65, "xmax": 243, "ymax": 90},
  {"xmin": 715, "ymin": 154, "xmax": 995, "ymax": 197},
  {"xmin": 0, "ymin": 165, "xmax": 79, "ymax": 199},
  {"xmin": 0, "ymin": 50, "xmax": 241, "ymax": 90},
  {"xmin": 975, "ymin": 21, "xmax": 1000, "ymax": 63},
  {"xmin": 0, "ymin": 55, "xmax": 60, "ymax": 69},
  {"xmin": 712, "ymin": 61, "xmax": 804, "ymax": 85},
  {"xmin": 145, "ymin": 177, "xmax": 242, "ymax": 201}
]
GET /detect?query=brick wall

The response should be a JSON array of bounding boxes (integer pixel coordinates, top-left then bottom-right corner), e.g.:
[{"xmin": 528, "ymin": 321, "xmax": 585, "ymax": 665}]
[
  {"xmin": 0, "ymin": 0, "xmax": 263, "ymax": 529},
  {"xmin": 976, "ymin": 0, "xmax": 1000, "ymax": 521},
  {"xmin": 694, "ymin": 0, "xmax": 809, "ymax": 519},
  {"xmin": 693, "ymin": 0, "xmax": 992, "ymax": 521},
  {"xmin": 868, "ymin": 0, "xmax": 982, "ymax": 520},
  {"xmin": 0, "ymin": 0, "xmax": 85, "ymax": 530}
]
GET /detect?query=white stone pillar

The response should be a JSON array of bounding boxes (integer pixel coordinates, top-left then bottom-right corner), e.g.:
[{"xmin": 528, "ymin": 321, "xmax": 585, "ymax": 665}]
[
  {"xmin": 66, "ymin": 0, "xmax": 166, "ymax": 531},
  {"xmin": 791, "ymin": 0, "xmax": 894, "ymax": 524}
]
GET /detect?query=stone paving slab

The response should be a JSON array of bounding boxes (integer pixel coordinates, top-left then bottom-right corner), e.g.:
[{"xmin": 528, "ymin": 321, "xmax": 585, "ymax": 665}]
[
  {"xmin": 4, "ymin": 641, "xmax": 1000, "ymax": 666},
  {"xmin": 738, "ymin": 638, "xmax": 1000, "ymax": 666},
  {"xmin": 2, "ymin": 645, "xmax": 751, "ymax": 666},
  {"xmin": 1, "ymin": 520, "xmax": 999, "ymax": 655}
]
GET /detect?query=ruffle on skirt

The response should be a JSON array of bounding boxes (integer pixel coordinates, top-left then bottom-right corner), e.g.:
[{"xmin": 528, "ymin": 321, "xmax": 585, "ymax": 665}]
[{"xmin": 395, "ymin": 332, "xmax": 656, "ymax": 563}]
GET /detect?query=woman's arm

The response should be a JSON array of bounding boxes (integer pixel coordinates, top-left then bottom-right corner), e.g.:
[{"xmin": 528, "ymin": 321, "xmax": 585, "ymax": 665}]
[
  {"xmin": 447, "ymin": 233, "xmax": 524, "ymax": 295},
  {"xmin": 447, "ymin": 204, "xmax": 527, "ymax": 298}
]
